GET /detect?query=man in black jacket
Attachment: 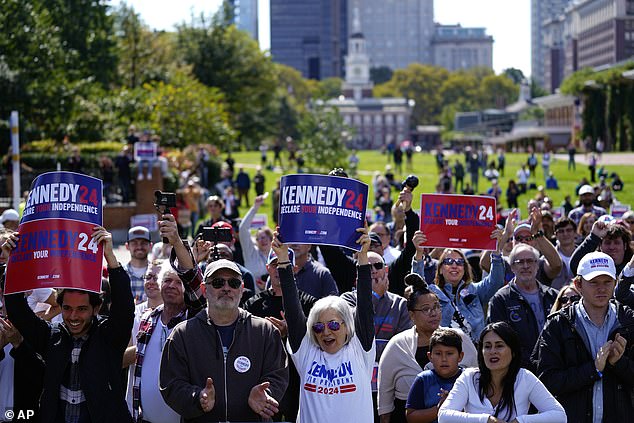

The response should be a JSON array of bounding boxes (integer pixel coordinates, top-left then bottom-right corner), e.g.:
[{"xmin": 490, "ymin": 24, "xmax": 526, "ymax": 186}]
[
  {"xmin": 487, "ymin": 243, "xmax": 558, "ymax": 371},
  {"xmin": 532, "ymin": 251, "xmax": 634, "ymax": 422},
  {"xmin": 4, "ymin": 227, "xmax": 134, "ymax": 423}
]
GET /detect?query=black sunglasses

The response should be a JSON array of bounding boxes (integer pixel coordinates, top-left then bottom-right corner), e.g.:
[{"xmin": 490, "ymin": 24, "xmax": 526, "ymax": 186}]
[
  {"xmin": 371, "ymin": 262, "xmax": 385, "ymax": 270},
  {"xmin": 312, "ymin": 321, "xmax": 343, "ymax": 333},
  {"xmin": 206, "ymin": 277, "xmax": 242, "ymax": 289},
  {"xmin": 442, "ymin": 257, "xmax": 465, "ymax": 266},
  {"xmin": 560, "ymin": 295, "xmax": 581, "ymax": 305}
]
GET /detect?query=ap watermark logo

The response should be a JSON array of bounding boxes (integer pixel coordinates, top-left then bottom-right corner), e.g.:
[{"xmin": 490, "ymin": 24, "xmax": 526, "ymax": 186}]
[{"xmin": 3, "ymin": 409, "xmax": 35, "ymax": 420}]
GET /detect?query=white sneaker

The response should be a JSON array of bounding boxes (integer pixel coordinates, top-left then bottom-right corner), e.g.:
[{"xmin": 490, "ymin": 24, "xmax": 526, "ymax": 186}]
[
  {"xmin": 138, "ymin": 173, "xmax": 144, "ymax": 180},
  {"xmin": 147, "ymin": 173, "xmax": 152, "ymax": 180}
]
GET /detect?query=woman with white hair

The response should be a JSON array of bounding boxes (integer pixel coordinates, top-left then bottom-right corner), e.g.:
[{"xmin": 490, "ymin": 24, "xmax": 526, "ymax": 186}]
[{"xmin": 272, "ymin": 227, "xmax": 374, "ymax": 422}]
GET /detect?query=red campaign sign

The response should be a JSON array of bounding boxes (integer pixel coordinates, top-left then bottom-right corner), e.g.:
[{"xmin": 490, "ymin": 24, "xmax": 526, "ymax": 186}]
[
  {"xmin": 420, "ymin": 194, "xmax": 498, "ymax": 251},
  {"xmin": 4, "ymin": 172, "xmax": 103, "ymax": 294},
  {"xmin": 5, "ymin": 220, "xmax": 104, "ymax": 293}
]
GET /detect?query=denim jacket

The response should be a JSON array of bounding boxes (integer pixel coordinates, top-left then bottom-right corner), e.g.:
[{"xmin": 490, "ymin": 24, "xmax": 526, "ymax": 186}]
[{"xmin": 426, "ymin": 254, "xmax": 504, "ymax": 342}]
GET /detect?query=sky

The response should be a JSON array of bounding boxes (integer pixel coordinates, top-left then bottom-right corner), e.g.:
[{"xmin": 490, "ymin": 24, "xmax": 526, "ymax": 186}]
[{"xmin": 115, "ymin": 0, "xmax": 531, "ymax": 77}]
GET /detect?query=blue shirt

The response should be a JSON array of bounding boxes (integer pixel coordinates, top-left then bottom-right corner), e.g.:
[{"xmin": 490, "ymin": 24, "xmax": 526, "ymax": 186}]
[{"xmin": 575, "ymin": 300, "xmax": 617, "ymax": 423}]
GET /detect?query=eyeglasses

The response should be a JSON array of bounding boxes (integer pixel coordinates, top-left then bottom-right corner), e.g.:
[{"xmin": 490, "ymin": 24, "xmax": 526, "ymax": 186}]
[
  {"xmin": 371, "ymin": 262, "xmax": 385, "ymax": 270},
  {"xmin": 206, "ymin": 277, "xmax": 242, "ymax": 289},
  {"xmin": 511, "ymin": 258, "xmax": 538, "ymax": 266},
  {"xmin": 560, "ymin": 295, "xmax": 581, "ymax": 305},
  {"xmin": 514, "ymin": 235, "xmax": 533, "ymax": 243},
  {"xmin": 412, "ymin": 303, "xmax": 442, "ymax": 315},
  {"xmin": 312, "ymin": 321, "xmax": 343, "ymax": 333},
  {"xmin": 144, "ymin": 273, "xmax": 158, "ymax": 281},
  {"xmin": 442, "ymin": 257, "xmax": 465, "ymax": 266}
]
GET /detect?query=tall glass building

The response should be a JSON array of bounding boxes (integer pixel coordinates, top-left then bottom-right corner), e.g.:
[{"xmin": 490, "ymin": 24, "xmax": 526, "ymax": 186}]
[
  {"xmin": 270, "ymin": 0, "xmax": 348, "ymax": 79},
  {"xmin": 231, "ymin": 0, "xmax": 259, "ymax": 41},
  {"xmin": 355, "ymin": 0, "xmax": 434, "ymax": 70}
]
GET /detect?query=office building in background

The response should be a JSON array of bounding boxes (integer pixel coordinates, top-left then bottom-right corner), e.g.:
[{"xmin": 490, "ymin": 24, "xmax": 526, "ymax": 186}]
[
  {"xmin": 432, "ymin": 24, "xmax": 493, "ymax": 71},
  {"xmin": 270, "ymin": 0, "xmax": 347, "ymax": 79},
  {"xmin": 231, "ymin": 0, "xmax": 259, "ymax": 41}
]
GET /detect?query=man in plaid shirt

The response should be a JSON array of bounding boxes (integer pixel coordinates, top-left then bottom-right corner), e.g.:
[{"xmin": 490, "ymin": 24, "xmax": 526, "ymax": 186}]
[
  {"xmin": 4, "ymin": 226, "xmax": 135, "ymax": 422},
  {"xmin": 130, "ymin": 214, "xmax": 204, "ymax": 422}
]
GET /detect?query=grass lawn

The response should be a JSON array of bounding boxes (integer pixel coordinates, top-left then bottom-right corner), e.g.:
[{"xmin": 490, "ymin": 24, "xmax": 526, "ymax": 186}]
[{"xmin": 227, "ymin": 150, "xmax": 634, "ymax": 224}]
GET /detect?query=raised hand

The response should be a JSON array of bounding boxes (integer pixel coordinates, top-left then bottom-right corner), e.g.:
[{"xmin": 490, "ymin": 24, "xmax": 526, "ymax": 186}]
[
  {"xmin": 92, "ymin": 226, "xmax": 116, "ymax": 267},
  {"xmin": 248, "ymin": 381, "xmax": 279, "ymax": 419},
  {"xmin": 529, "ymin": 206, "xmax": 541, "ymax": 234},
  {"xmin": 397, "ymin": 188, "xmax": 413, "ymax": 212},
  {"xmin": 0, "ymin": 317, "xmax": 22, "ymax": 348},
  {"xmin": 266, "ymin": 313, "xmax": 288, "ymax": 338},
  {"xmin": 158, "ymin": 213, "xmax": 180, "ymax": 245},
  {"xmin": 199, "ymin": 377, "xmax": 215, "ymax": 413},
  {"xmin": 356, "ymin": 225, "xmax": 370, "ymax": 265},
  {"xmin": 591, "ymin": 220, "xmax": 609, "ymax": 239},
  {"xmin": 1, "ymin": 232, "xmax": 19, "ymax": 260},
  {"xmin": 271, "ymin": 229, "xmax": 289, "ymax": 263}
]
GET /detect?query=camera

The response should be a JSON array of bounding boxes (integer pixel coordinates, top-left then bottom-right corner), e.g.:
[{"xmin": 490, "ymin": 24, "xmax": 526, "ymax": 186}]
[
  {"xmin": 402, "ymin": 175, "xmax": 419, "ymax": 191},
  {"xmin": 154, "ymin": 190, "xmax": 176, "ymax": 212},
  {"xmin": 201, "ymin": 227, "xmax": 233, "ymax": 243}
]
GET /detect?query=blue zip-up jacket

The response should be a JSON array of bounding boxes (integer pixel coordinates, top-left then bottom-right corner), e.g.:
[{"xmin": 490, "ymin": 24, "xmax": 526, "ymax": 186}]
[{"xmin": 426, "ymin": 253, "xmax": 504, "ymax": 342}]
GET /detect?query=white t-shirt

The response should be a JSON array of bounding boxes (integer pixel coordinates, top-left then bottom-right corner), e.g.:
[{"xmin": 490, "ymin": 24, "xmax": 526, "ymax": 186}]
[
  {"xmin": 0, "ymin": 344, "xmax": 14, "ymax": 416},
  {"xmin": 139, "ymin": 319, "xmax": 179, "ymax": 423},
  {"xmin": 290, "ymin": 335, "xmax": 375, "ymax": 423}
]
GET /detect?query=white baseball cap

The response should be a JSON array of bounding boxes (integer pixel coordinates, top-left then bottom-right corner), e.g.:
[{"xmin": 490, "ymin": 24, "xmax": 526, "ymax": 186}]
[
  {"xmin": 0, "ymin": 209, "xmax": 19, "ymax": 223},
  {"xmin": 579, "ymin": 185, "xmax": 594, "ymax": 196},
  {"xmin": 577, "ymin": 252, "xmax": 616, "ymax": 280}
]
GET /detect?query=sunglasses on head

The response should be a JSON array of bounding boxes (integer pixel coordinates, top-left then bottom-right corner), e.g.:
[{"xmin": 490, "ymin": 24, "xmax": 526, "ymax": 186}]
[
  {"xmin": 312, "ymin": 321, "xmax": 343, "ymax": 333},
  {"xmin": 560, "ymin": 295, "xmax": 581, "ymax": 305},
  {"xmin": 371, "ymin": 261, "xmax": 385, "ymax": 270},
  {"xmin": 442, "ymin": 257, "xmax": 465, "ymax": 266},
  {"xmin": 206, "ymin": 277, "xmax": 242, "ymax": 289}
]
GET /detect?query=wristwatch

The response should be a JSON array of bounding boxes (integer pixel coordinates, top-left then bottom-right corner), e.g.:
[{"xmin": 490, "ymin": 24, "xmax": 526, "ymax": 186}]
[{"xmin": 532, "ymin": 230, "xmax": 544, "ymax": 239}]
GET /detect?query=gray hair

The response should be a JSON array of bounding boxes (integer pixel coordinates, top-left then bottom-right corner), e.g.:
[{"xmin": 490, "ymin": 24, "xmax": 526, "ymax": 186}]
[
  {"xmin": 306, "ymin": 296, "xmax": 355, "ymax": 349},
  {"xmin": 509, "ymin": 243, "xmax": 540, "ymax": 264},
  {"xmin": 156, "ymin": 260, "xmax": 180, "ymax": 286}
]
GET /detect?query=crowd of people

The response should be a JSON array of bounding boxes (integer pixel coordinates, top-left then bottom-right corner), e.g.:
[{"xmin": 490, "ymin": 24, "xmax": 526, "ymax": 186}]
[{"xmin": 1, "ymin": 144, "xmax": 634, "ymax": 423}]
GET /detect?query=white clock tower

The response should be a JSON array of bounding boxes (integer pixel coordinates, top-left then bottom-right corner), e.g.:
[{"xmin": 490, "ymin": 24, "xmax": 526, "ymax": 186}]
[{"xmin": 343, "ymin": 3, "xmax": 373, "ymax": 100}]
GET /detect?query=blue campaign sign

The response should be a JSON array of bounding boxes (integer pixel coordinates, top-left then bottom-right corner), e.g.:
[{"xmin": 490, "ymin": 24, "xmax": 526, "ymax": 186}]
[
  {"xmin": 278, "ymin": 174, "xmax": 368, "ymax": 251},
  {"xmin": 21, "ymin": 172, "xmax": 102, "ymax": 225}
]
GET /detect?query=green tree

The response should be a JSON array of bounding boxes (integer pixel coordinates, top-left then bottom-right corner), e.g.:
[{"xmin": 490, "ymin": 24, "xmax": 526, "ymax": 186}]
[
  {"xmin": 177, "ymin": 15, "xmax": 277, "ymax": 147},
  {"xmin": 142, "ymin": 70, "xmax": 236, "ymax": 148},
  {"xmin": 370, "ymin": 66, "xmax": 393, "ymax": 85},
  {"xmin": 374, "ymin": 64, "xmax": 449, "ymax": 125},
  {"xmin": 112, "ymin": 3, "xmax": 178, "ymax": 88},
  {"xmin": 42, "ymin": 0, "xmax": 118, "ymax": 87},
  {"xmin": 297, "ymin": 106, "xmax": 351, "ymax": 171},
  {"xmin": 503, "ymin": 67, "xmax": 526, "ymax": 85},
  {"xmin": 479, "ymin": 74, "xmax": 518, "ymax": 109},
  {"xmin": 310, "ymin": 77, "xmax": 343, "ymax": 100}
]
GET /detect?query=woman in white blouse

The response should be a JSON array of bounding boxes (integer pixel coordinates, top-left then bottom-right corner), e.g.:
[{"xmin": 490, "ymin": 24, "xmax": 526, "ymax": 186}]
[{"xmin": 438, "ymin": 322, "xmax": 566, "ymax": 423}]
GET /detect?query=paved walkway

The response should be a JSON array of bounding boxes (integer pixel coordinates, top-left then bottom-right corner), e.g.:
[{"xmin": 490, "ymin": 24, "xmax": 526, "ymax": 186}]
[{"xmin": 553, "ymin": 152, "xmax": 634, "ymax": 166}]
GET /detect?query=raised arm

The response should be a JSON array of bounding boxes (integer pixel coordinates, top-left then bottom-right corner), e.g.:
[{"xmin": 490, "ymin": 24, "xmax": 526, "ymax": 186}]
[
  {"xmin": 3, "ymin": 233, "xmax": 51, "ymax": 355},
  {"xmin": 389, "ymin": 193, "xmax": 420, "ymax": 297},
  {"xmin": 529, "ymin": 207, "xmax": 562, "ymax": 279},
  {"xmin": 570, "ymin": 221, "xmax": 605, "ymax": 275},
  {"xmin": 471, "ymin": 227, "xmax": 505, "ymax": 305},
  {"xmin": 355, "ymin": 227, "xmax": 374, "ymax": 352},
  {"xmin": 163, "ymin": 214, "xmax": 205, "ymax": 314},
  {"xmin": 95, "ymin": 226, "xmax": 135, "ymax": 352},
  {"xmin": 273, "ymin": 232, "xmax": 307, "ymax": 353}
]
